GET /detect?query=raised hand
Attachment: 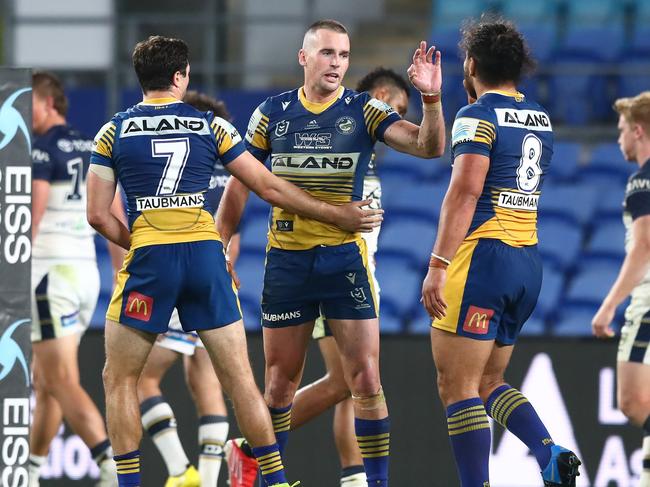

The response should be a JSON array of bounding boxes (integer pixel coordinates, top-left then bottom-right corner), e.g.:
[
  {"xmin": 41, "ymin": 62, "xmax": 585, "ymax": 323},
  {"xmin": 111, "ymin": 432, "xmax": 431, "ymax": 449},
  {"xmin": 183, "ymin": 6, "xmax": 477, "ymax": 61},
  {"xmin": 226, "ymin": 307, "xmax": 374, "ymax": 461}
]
[{"xmin": 407, "ymin": 40, "xmax": 442, "ymax": 95}]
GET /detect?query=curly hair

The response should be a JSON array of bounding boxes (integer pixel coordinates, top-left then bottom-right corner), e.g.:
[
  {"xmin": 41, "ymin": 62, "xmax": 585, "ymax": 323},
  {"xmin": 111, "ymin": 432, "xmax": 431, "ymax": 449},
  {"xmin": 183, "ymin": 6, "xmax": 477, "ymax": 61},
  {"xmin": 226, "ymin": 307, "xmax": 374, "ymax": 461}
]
[
  {"xmin": 460, "ymin": 15, "xmax": 535, "ymax": 86},
  {"xmin": 356, "ymin": 67, "xmax": 410, "ymax": 99},
  {"xmin": 183, "ymin": 90, "xmax": 231, "ymax": 121}
]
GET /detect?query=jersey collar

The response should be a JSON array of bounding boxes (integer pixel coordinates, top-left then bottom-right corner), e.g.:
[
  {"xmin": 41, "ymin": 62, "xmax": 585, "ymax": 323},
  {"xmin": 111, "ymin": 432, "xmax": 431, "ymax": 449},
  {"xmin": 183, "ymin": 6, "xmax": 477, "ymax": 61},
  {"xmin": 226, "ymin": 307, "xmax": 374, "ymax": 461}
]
[
  {"xmin": 298, "ymin": 86, "xmax": 344, "ymax": 114},
  {"xmin": 484, "ymin": 90, "xmax": 525, "ymax": 102},
  {"xmin": 139, "ymin": 97, "xmax": 182, "ymax": 106}
]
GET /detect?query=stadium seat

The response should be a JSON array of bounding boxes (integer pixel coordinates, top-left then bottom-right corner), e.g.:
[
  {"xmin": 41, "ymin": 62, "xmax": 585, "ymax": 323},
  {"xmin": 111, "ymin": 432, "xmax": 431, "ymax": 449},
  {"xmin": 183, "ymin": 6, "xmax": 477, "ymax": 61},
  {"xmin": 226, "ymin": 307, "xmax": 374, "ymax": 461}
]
[
  {"xmin": 375, "ymin": 254, "xmax": 423, "ymax": 317},
  {"xmin": 617, "ymin": 50, "xmax": 650, "ymax": 99},
  {"xmin": 564, "ymin": 0, "xmax": 620, "ymax": 26},
  {"xmin": 433, "ymin": 0, "xmax": 485, "ymax": 26},
  {"xmin": 378, "ymin": 218, "xmax": 437, "ymax": 267},
  {"xmin": 595, "ymin": 188, "xmax": 625, "ymax": 220},
  {"xmin": 519, "ymin": 316, "xmax": 547, "ymax": 336},
  {"xmin": 537, "ymin": 217, "xmax": 583, "ymax": 271},
  {"xmin": 550, "ymin": 305, "xmax": 598, "ymax": 337},
  {"xmin": 380, "ymin": 147, "xmax": 450, "ymax": 181},
  {"xmin": 564, "ymin": 260, "xmax": 620, "ymax": 308},
  {"xmin": 630, "ymin": 27, "xmax": 650, "ymax": 52},
  {"xmin": 379, "ymin": 309, "xmax": 406, "ymax": 334},
  {"xmin": 502, "ymin": 0, "xmax": 554, "ymax": 29},
  {"xmin": 534, "ymin": 267, "xmax": 565, "ymax": 320},
  {"xmin": 579, "ymin": 143, "xmax": 635, "ymax": 186},
  {"xmin": 408, "ymin": 305, "xmax": 433, "ymax": 335},
  {"xmin": 382, "ymin": 182, "xmax": 446, "ymax": 222},
  {"xmin": 584, "ymin": 218, "xmax": 625, "ymax": 262},
  {"xmin": 538, "ymin": 183, "xmax": 598, "ymax": 226},
  {"xmin": 235, "ymin": 253, "xmax": 266, "ymax": 312},
  {"xmin": 240, "ymin": 213, "xmax": 270, "ymax": 255},
  {"xmin": 243, "ymin": 190, "xmax": 271, "ymax": 218},
  {"xmin": 242, "ymin": 303, "xmax": 262, "ymax": 332},
  {"xmin": 519, "ymin": 26, "xmax": 557, "ymax": 62},
  {"xmin": 547, "ymin": 141, "xmax": 581, "ymax": 181}
]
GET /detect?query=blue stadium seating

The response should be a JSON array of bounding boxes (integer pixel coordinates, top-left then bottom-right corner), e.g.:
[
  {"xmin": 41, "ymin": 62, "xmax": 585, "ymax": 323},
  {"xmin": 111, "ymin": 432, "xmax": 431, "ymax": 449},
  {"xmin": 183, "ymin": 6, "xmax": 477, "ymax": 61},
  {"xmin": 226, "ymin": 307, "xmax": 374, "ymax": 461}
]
[
  {"xmin": 408, "ymin": 305, "xmax": 433, "ymax": 335},
  {"xmin": 595, "ymin": 189, "xmax": 625, "ymax": 220},
  {"xmin": 537, "ymin": 217, "xmax": 583, "ymax": 271},
  {"xmin": 379, "ymin": 147, "xmax": 451, "ymax": 181},
  {"xmin": 235, "ymin": 253, "xmax": 266, "ymax": 312},
  {"xmin": 378, "ymin": 218, "xmax": 437, "ymax": 267},
  {"xmin": 564, "ymin": 0, "xmax": 621, "ymax": 26},
  {"xmin": 240, "ymin": 213, "xmax": 269, "ymax": 255},
  {"xmin": 551, "ymin": 306, "xmax": 598, "ymax": 336},
  {"xmin": 564, "ymin": 260, "xmax": 620, "ymax": 308},
  {"xmin": 547, "ymin": 141, "xmax": 581, "ymax": 181},
  {"xmin": 561, "ymin": 26, "xmax": 624, "ymax": 61},
  {"xmin": 375, "ymin": 254, "xmax": 423, "ymax": 317},
  {"xmin": 242, "ymin": 303, "xmax": 262, "ymax": 332},
  {"xmin": 584, "ymin": 218, "xmax": 625, "ymax": 262},
  {"xmin": 502, "ymin": 0, "xmax": 553, "ymax": 29},
  {"xmin": 382, "ymin": 182, "xmax": 446, "ymax": 221},
  {"xmin": 379, "ymin": 309, "xmax": 406, "ymax": 334},
  {"xmin": 519, "ymin": 316, "xmax": 547, "ymax": 336},
  {"xmin": 433, "ymin": 0, "xmax": 485, "ymax": 26},
  {"xmin": 630, "ymin": 27, "xmax": 650, "ymax": 52},
  {"xmin": 617, "ymin": 50, "xmax": 650, "ymax": 99},
  {"xmin": 243, "ymin": 190, "xmax": 271, "ymax": 218},
  {"xmin": 579, "ymin": 143, "xmax": 635, "ymax": 186},
  {"xmin": 534, "ymin": 267, "xmax": 565, "ymax": 320},
  {"xmin": 538, "ymin": 183, "xmax": 598, "ymax": 226}
]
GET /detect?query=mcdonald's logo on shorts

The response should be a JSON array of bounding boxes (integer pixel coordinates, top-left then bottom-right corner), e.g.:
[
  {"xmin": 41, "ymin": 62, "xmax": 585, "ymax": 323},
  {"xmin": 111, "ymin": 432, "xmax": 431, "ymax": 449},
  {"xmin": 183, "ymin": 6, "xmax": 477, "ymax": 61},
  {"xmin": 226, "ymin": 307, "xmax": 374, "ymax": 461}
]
[
  {"xmin": 462, "ymin": 305, "xmax": 494, "ymax": 335},
  {"xmin": 125, "ymin": 292, "xmax": 154, "ymax": 322}
]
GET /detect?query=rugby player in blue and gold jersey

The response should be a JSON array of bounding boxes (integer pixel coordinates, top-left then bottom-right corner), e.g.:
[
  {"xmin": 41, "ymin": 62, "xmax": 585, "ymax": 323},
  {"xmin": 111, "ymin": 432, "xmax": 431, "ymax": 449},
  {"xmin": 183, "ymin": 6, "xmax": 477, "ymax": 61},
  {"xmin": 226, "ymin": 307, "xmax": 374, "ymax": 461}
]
[
  {"xmin": 86, "ymin": 35, "xmax": 380, "ymax": 487},
  {"xmin": 218, "ymin": 19, "xmax": 445, "ymax": 487},
  {"xmin": 421, "ymin": 17, "xmax": 581, "ymax": 487}
]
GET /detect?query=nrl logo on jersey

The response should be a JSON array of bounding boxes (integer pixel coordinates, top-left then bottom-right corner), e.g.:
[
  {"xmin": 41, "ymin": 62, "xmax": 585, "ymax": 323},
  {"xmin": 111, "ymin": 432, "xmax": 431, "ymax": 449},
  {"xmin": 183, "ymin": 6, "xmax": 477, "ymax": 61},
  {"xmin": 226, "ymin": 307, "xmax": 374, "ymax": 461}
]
[
  {"xmin": 275, "ymin": 120, "xmax": 290, "ymax": 137},
  {"xmin": 294, "ymin": 132, "xmax": 332, "ymax": 149},
  {"xmin": 120, "ymin": 116, "xmax": 211, "ymax": 137}
]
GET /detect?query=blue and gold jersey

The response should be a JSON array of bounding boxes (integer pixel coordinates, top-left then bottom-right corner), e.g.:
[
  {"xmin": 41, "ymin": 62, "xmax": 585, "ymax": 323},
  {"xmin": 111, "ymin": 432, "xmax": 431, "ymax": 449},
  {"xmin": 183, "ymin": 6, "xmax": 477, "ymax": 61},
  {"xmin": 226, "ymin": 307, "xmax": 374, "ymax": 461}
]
[
  {"xmin": 246, "ymin": 86, "xmax": 400, "ymax": 250},
  {"xmin": 451, "ymin": 91, "xmax": 553, "ymax": 247},
  {"xmin": 90, "ymin": 98, "xmax": 245, "ymax": 249}
]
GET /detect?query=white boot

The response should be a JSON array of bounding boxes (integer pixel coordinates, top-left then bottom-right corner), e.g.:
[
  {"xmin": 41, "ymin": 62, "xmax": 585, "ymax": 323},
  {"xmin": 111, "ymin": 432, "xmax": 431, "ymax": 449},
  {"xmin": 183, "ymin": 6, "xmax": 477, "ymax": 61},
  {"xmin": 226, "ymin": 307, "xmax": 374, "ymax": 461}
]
[{"xmin": 96, "ymin": 458, "xmax": 118, "ymax": 487}]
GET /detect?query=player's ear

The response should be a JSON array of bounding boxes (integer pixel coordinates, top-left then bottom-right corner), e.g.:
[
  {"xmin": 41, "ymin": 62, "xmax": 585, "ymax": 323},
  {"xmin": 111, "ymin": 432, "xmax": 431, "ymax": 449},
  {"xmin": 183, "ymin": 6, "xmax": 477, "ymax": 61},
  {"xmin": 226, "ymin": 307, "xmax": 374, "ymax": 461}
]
[
  {"xmin": 633, "ymin": 123, "xmax": 646, "ymax": 140},
  {"xmin": 298, "ymin": 48, "xmax": 307, "ymax": 67},
  {"xmin": 468, "ymin": 57, "xmax": 477, "ymax": 77}
]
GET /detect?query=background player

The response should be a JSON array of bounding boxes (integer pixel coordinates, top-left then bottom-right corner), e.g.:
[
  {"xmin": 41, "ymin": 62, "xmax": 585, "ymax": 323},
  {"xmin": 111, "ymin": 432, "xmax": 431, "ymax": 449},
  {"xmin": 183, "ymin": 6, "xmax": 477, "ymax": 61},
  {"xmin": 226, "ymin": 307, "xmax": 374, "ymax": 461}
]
[
  {"xmin": 87, "ymin": 35, "xmax": 381, "ymax": 487},
  {"xmin": 420, "ymin": 17, "xmax": 581, "ymax": 487},
  {"xmin": 136, "ymin": 91, "xmax": 237, "ymax": 487},
  {"xmin": 218, "ymin": 19, "xmax": 444, "ymax": 487},
  {"xmin": 290, "ymin": 68, "xmax": 410, "ymax": 487},
  {"xmin": 29, "ymin": 71, "xmax": 123, "ymax": 487},
  {"xmin": 592, "ymin": 91, "xmax": 650, "ymax": 486}
]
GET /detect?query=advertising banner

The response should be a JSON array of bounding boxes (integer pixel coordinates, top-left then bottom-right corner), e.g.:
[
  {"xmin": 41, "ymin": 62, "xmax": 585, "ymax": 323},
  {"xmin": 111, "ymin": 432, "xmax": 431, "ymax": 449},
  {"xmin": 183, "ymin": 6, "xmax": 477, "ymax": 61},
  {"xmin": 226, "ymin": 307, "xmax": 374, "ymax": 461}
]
[{"xmin": 0, "ymin": 69, "xmax": 33, "ymax": 487}]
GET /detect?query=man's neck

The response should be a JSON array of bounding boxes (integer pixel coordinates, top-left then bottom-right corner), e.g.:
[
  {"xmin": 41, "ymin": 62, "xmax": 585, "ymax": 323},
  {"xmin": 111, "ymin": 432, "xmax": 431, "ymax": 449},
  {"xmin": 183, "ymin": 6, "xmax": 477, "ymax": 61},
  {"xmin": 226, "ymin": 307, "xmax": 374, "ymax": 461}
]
[
  {"xmin": 636, "ymin": 144, "xmax": 650, "ymax": 168},
  {"xmin": 302, "ymin": 83, "xmax": 340, "ymax": 104},
  {"xmin": 36, "ymin": 115, "xmax": 66, "ymax": 136},
  {"xmin": 474, "ymin": 82, "xmax": 518, "ymax": 100},
  {"xmin": 142, "ymin": 89, "xmax": 180, "ymax": 102}
]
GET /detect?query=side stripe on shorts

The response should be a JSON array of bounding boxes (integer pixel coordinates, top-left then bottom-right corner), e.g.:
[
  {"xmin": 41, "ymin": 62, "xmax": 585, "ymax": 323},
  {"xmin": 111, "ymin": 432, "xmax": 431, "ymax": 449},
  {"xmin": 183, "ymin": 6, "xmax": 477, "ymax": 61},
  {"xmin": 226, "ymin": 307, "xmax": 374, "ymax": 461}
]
[{"xmin": 35, "ymin": 274, "xmax": 55, "ymax": 340}]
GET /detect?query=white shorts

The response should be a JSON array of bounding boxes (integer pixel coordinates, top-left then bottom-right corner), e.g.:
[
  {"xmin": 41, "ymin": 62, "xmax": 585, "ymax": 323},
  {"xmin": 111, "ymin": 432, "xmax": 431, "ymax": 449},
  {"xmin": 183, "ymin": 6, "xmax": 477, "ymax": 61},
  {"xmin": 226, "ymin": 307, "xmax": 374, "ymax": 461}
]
[
  {"xmin": 31, "ymin": 260, "xmax": 100, "ymax": 342},
  {"xmin": 618, "ymin": 301, "xmax": 650, "ymax": 365},
  {"xmin": 155, "ymin": 309, "xmax": 205, "ymax": 356}
]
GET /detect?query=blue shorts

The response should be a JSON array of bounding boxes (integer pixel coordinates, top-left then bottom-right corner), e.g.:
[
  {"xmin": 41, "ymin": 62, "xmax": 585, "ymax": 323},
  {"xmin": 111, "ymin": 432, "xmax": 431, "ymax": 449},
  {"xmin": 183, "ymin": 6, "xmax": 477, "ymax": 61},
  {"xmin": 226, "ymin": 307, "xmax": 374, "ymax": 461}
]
[
  {"xmin": 107, "ymin": 240, "xmax": 241, "ymax": 334},
  {"xmin": 431, "ymin": 238, "xmax": 542, "ymax": 345},
  {"xmin": 262, "ymin": 241, "xmax": 378, "ymax": 328}
]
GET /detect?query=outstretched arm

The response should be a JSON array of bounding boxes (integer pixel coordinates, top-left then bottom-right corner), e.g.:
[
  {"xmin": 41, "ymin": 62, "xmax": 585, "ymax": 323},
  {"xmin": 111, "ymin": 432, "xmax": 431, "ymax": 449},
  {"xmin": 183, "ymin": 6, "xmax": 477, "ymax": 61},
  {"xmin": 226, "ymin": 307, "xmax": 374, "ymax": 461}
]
[
  {"xmin": 216, "ymin": 177, "xmax": 250, "ymax": 252},
  {"xmin": 224, "ymin": 151, "xmax": 382, "ymax": 235},
  {"xmin": 384, "ymin": 41, "xmax": 445, "ymax": 158}
]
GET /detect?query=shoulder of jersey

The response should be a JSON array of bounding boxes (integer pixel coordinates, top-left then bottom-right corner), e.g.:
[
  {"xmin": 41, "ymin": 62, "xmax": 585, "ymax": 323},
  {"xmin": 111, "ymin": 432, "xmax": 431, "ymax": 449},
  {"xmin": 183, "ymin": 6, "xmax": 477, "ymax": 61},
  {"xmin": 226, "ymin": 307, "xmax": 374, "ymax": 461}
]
[{"xmin": 264, "ymin": 88, "xmax": 300, "ymax": 115}]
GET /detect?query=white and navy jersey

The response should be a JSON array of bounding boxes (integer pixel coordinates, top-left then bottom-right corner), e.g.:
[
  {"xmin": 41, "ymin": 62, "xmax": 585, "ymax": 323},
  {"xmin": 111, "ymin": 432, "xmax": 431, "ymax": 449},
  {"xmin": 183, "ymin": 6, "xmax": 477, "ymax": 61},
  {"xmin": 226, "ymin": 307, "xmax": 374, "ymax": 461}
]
[
  {"xmin": 363, "ymin": 152, "xmax": 381, "ymax": 210},
  {"xmin": 245, "ymin": 86, "xmax": 400, "ymax": 250},
  {"xmin": 32, "ymin": 125, "xmax": 96, "ymax": 261},
  {"xmin": 623, "ymin": 161, "xmax": 650, "ymax": 305}
]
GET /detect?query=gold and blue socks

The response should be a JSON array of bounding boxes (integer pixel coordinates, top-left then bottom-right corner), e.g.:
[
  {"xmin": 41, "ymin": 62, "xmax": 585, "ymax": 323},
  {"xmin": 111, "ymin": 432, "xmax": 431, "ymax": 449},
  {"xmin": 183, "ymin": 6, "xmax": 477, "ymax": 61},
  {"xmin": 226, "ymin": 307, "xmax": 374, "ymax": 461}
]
[
  {"xmin": 251, "ymin": 443, "xmax": 287, "ymax": 486},
  {"xmin": 355, "ymin": 417, "xmax": 390, "ymax": 486},
  {"xmin": 269, "ymin": 404, "xmax": 291, "ymax": 455},
  {"xmin": 486, "ymin": 385, "xmax": 554, "ymax": 468},
  {"xmin": 114, "ymin": 450, "xmax": 140, "ymax": 487},
  {"xmin": 446, "ymin": 398, "xmax": 491, "ymax": 487}
]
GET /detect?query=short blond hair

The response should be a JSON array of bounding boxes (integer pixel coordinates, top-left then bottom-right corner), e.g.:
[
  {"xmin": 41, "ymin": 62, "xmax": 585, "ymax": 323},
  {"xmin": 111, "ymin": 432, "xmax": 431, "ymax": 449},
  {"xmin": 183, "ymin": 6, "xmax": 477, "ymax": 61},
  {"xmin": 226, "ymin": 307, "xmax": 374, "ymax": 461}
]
[{"xmin": 614, "ymin": 91, "xmax": 650, "ymax": 135}]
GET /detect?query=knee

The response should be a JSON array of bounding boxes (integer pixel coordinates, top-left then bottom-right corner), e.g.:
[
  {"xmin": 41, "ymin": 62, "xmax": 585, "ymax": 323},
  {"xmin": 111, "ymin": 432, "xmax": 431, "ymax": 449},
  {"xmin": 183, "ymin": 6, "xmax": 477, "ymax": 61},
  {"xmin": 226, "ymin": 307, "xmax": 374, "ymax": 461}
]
[
  {"xmin": 618, "ymin": 391, "xmax": 650, "ymax": 423},
  {"xmin": 347, "ymin": 359, "xmax": 381, "ymax": 397},
  {"xmin": 102, "ymin": 360, "xmax": 131, "ymax": 394},
  {"xmin": 436, "ymin": 369, "xmax": 479, "ymax": 407},
  {"xmin": 40, "ymin": 366, "xmax": 78, "ymax": 396},
  {"xmin": 478, "ymin": 374, "xmax": 506, "ymax": 402},
  {"xmin": 322, "ymin": 372, "xmax": 351, "ymax": 403},
  {"xmin": 265, "ymin": 365, "xmax": 300, "ymax": 407}
]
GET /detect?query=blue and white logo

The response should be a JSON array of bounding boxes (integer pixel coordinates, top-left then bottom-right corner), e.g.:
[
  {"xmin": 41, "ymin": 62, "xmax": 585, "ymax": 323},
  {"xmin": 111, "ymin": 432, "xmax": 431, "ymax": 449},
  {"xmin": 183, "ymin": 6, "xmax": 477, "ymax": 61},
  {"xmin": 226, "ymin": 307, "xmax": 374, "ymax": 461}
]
[
  {"xmin": 0, "ymin": 319, "xmax": 30, "ymax": 386},
  {"xmin": 0, "ymin": 87, "xmax": 32, "ymax": 153}
]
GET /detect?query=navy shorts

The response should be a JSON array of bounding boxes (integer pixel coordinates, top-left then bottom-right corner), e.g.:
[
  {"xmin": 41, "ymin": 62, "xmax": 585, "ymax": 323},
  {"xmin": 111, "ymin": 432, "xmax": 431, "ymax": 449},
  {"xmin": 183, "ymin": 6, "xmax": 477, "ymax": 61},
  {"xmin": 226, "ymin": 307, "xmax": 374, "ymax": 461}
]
[
  {"xmin": 107, "ymin": 240, "xmax": 242, "ymax": 334},
  {"xmin": 262, "ymin": 241, "xmax": 377, "ymax": 328},
  {"xmin": 432, "ymin": 238, "xmax": 542, "ymax": 345}
]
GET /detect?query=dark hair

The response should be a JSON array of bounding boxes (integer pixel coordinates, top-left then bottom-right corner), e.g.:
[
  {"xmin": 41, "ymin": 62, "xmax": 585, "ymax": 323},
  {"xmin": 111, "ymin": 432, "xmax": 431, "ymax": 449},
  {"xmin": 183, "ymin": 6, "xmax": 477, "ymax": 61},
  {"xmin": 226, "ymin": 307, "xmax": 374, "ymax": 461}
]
[
  {"xmin": 356, "ymin": 67, "xmax": 410, "ymax": 99},
  {"xmin": 460, "ymin": 15, "xmax": 535, "ymax": 86},
  {"xmin": 32, "ymin": 71, "xmax": 68, "ymax": 116},
  {"xmin": 132, "ymin": 35, "xmax": 189, "ymax": 93},
  {"xmin": 305, "ymin": 19, "xmax": 348, "ymax": 36},
  {"xmin": 183, "ymin": 90, "xmax": 231, "ymax": 121}
]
